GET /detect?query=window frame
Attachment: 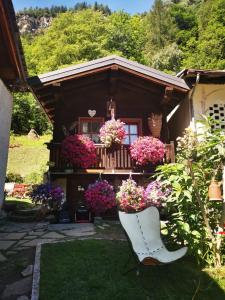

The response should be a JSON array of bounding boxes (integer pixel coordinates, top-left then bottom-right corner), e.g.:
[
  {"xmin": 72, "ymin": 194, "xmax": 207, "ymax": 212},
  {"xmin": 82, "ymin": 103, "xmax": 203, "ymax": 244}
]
[
  {"xmin": 78, "ymin": 117, "xmax": 104, "ymax": 143},
  {"xmin": 120, "ymin": 118, "xmax": 142, "ymax": 145}
]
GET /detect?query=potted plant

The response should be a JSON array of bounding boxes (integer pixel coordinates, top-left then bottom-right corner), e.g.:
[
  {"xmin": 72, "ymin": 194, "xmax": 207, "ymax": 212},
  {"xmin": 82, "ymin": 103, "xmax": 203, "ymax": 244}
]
[
  {"xmin": 144, "ymin": 180, "xmax": 171, "ymax": 218},
  {"xmin": 61, "ymin": 134, "xmax": 97, "ymax": 169},
  {"xmin": 99, "ymin": 119, "xmax": 126, "ymax": 148},
  {"xmin": 130, "ymin": 136, "xmax": 165, "ymax": 171},
  {"xmin": 30, "ymin": 183, "xmax": 65, "ymax": 222},
  {"xmin": 116, "ymin": 179, "xmax": 146, "ymax": 213},
  {"xmin": 84, "ymin": 179, "xmax": 116, "ymax": 221}
]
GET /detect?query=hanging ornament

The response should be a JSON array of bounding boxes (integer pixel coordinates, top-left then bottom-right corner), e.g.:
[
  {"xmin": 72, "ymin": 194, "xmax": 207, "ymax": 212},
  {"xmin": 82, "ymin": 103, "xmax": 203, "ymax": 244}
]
[{"xmin": 208, "ymin": 177, "xmax": 223, "ymax": 201}]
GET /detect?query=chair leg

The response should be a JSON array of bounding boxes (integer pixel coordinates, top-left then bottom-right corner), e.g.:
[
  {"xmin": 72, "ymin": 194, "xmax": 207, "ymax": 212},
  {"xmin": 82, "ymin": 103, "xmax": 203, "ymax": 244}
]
[{"xmin": 122, "ymin": 261, "xmax": 141, "ymax": 276}]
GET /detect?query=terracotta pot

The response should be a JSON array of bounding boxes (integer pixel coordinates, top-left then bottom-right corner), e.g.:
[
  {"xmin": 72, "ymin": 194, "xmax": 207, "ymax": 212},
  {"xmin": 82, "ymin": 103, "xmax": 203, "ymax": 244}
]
[{"xmin": 148, "ymin": 114, "xmax": 162, "ymax": 138}]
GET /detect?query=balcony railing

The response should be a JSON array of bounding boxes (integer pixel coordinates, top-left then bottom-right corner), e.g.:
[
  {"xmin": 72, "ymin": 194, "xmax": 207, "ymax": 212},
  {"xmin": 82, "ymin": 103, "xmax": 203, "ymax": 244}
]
[{"xmin": 47, "ymin": 142, "xmax": 175, "ymax": 173}]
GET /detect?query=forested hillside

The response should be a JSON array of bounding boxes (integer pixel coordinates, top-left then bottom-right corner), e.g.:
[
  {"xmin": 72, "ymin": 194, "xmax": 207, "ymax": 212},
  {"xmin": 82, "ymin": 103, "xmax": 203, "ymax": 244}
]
[{"xmin": 13, "ymin": 0, "xmax": 225, "ymax": 135}]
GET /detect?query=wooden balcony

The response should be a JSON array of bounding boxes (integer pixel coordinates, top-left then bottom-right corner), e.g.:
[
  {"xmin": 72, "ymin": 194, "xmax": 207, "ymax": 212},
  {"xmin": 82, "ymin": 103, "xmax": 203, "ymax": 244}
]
[{"xmin": 47, "ymin": 142, "xmax": 175, "ymax": 174}]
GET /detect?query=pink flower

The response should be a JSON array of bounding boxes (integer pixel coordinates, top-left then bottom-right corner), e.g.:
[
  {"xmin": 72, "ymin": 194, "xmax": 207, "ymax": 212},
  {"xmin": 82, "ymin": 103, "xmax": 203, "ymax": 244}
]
[
  {"xmin": 100, "ymin": 119, "xmax": 126, "ymax": 148},
  {"xmin": 84, "ymin": 180, "xmax": 116, "ymax": 214},
  {"xmin": 61, "ymin": 135, "xmax": 97, "ymax": 169},
  {"xmin": 130, "ymin": 136, "xmax": 165, "ymax": 166}
]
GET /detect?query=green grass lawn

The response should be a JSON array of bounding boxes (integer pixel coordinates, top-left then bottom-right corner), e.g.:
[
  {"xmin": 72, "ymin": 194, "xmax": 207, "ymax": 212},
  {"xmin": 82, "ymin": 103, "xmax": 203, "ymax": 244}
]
[
  {"xmin": 7, "ymin": 134, "xmax": 51, "ymax": 178},
  {"xmin": 40, "ymin": 239, "xmax": 225, "ymax": 300},
  {"xmin": 5, "ymin": 198, "xmax": 34, "ymax": 209}
]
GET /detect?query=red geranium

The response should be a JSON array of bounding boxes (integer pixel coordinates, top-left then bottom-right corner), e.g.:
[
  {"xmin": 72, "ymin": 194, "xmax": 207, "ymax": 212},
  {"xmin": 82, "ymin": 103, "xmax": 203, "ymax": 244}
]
[{"xmin": 61, "ymin": 135, "xmax": 97, "ymax": 169}]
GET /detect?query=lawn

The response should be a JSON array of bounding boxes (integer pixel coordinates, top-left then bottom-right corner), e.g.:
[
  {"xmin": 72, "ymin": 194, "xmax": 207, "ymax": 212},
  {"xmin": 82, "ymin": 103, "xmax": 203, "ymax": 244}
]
[
  {"xmin": 7, "ymin": 134, "xmax": 51, "ymax": 178},
  {"xmin": 40, "ymin": 239, "xmax": 225, "ymax": 300}
]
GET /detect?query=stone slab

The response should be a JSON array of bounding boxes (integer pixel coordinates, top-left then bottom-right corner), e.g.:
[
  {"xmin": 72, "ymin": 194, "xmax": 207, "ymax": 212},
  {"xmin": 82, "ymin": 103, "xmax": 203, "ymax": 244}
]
[
  {"xmin": 29, "ymin": 231, "xmax": 44, "ymax": 236},
  {"xmin": 17, "ymin": 296, "xmax": 30, "ymax": 300},
  {"xmin": 22, "ymin": 239, "xmax": 55, "ymax": 247},
  {"xmin": 0, "ymin": 251, "xmax": 7, "ymax": 262},
  {"xmin": 21, "ymin": 265, "xmax": 33, "ymax": 277},
  {"xmin": 42, "ymin": 232, "xmax": 65, "ymax": 239},
  {"xmin": 4, "ymin": 232, "xmax": 26, "ymax": 240},
  {"xmin": 2, "ymin": 276, "xmax": 32, "ymax": 299},
  {"xmin": 48, "ymin": 223, "xmax": 94, "ymax": 231},
  {"xmin": 63, "ymin": 230, "xmax": 95, "ymax": 237},
  {"xmin": 0, "ymin": 240, "xmax": 16, "ymax": 250}
]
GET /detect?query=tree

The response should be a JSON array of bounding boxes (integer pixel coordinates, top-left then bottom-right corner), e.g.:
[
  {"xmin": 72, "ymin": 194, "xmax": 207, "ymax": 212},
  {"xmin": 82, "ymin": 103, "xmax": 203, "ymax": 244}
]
[
  {"xmin": 22, "ymin": 9, "xmax": 110, "ymax": 74},
  {"xmin": 151, "ymin": 43, "xmax": 183, "ymax": 73},
  {"xmin": 11, "ymin": 93, "xmax": 50, "ymax": 134},
  {"xmin": 106, "ymin": 12, "xmax": 147, "ymax": 63},
  {"xmin": 183, "ymin": 0, "xmax": 225, "ymax": 69},
  {"xmin": 144, "ymin": 0, "xmax": 177, "ymax": 65}
]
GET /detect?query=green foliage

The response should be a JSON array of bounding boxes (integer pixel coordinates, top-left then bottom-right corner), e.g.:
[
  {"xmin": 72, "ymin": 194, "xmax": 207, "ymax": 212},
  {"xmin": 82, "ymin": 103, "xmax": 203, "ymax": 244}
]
[
  {"xmin": 6, "ymin": 172, "xmax": 23, "ymax": 183},
  {"xmin": 156, "ymin": 117, "xmax": 225, "ymax": 267},
  {"xmin": 106, "ymin": 12, "xmax": 147, "ymax": 63},
  {"xmin": 151, "ymin": 43, "xmax": 183, "ymax": 73},
  {"xmin": 182, "ymin": 0, "xmax": 225, "ymax": 69},
  {"xmin": 11, "ymin": 93, "xmax": 51, "ymax": 134},
  {"xmin": 17, "ymin": 2, "xmax": 111, "ymax": 18}
]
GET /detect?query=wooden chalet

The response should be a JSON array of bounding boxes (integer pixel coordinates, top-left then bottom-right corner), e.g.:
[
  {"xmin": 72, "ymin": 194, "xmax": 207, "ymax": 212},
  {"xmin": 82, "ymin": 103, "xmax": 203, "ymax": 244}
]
[{"xmin": 28, "ymin": 55, "xmax": 190, "ymax": 220}]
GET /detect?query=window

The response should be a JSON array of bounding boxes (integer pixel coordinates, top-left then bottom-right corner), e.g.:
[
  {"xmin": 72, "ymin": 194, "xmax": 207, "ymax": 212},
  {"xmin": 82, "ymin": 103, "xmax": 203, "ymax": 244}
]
[
  {"xmin": 121, "ymin": 118, "xmax": 142, "ymax": 145},
  {"xmin": 208, "ymin": 104, "xmax": 225, "ymax": 129},
  {"xmin": 79, "ymin": 117, "xmax": 104, "ymax": 143}
]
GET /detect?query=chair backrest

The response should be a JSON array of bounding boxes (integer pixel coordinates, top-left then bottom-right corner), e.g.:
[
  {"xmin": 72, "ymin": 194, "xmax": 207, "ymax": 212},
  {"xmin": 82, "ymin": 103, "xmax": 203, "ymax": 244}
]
[{"xmin": 119, "ymin": 207, "xmax": 164, "ymax": 262}]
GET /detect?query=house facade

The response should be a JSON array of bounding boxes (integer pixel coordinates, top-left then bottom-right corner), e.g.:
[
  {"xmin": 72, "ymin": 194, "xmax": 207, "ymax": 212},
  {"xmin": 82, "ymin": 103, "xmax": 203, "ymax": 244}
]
[
  {"xmin": 0, "ymin": 0, "xmax": 27, "ymax": 216},
  {"xmin": 29, "ymin": 56, "xmax": 189, "ymax": 220},
  {"xmin": 174, "ymin": 69, "xmax": 225, "ymax": 134}
]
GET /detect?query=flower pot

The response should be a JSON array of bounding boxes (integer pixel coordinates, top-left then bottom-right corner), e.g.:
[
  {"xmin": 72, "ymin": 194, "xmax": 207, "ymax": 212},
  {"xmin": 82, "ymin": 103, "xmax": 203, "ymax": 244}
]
[{"xmin": 148, "ymin": 114, "xmax": 162, "ymax": 138}]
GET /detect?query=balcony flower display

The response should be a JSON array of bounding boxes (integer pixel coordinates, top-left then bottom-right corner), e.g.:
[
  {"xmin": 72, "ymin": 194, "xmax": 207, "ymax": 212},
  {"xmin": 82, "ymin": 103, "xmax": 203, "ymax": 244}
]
[
  {"xmin": 116, "ymin": 179, "xmax": 146, "ymax": 213},
  {"xmin": 99, "ymin": 119, "xmax": 126, "ymax": 148},
  {"xmin": 84, "ymin": 180, "xmax": 116, "ymax": 215},
  {"xmin": 30, "ymin": 183, "xmax": 65, "ymax": 211},
  {"xmin": 130, "ymin": 136, "xmax": 165, "ymax": 166},
  {"xmin": 61, "ymin": 134, "xmax": 97, "ymax": 169},
  {"xmin": 144, "ymin": 180, "xmax": 171, "ymax": 208}
]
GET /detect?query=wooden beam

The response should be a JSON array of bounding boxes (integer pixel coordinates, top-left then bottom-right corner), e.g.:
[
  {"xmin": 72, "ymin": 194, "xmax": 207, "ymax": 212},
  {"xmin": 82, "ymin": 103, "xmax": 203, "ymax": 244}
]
[
  {"xmin": 120, "ymin": 78, "xmax": 163, "ymax": 95},
  {"xmin": 161, "ymin": 87, "xmax": 174, "ymax": 105}
]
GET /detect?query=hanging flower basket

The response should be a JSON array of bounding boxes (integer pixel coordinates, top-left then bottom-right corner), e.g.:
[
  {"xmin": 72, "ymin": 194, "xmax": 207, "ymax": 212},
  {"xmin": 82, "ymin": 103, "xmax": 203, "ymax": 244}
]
[
  {"xmin": 144, "ymin": 180, "xmax": 171, "ymax": 208},
  {"xmin": 84, "ymin": 180, "xmax": 116, "ymax": 215},
  {"xmin": 148, "ymin": 113, "xmax": 162, "ymax": 138},
  {"xmin": 99, "ymin": 119, "xmax": 126, "ymax": 148},
  {"xmin": 130, "ymin": 136, "xmax": 165, "ymax": 166},
  {"xmin": 116, "ymin": 179, "xmax": 146, "ymax": 213},
  {"xmin": 61, "ymin": 134, "xmax": 97, "ymax": 169}
]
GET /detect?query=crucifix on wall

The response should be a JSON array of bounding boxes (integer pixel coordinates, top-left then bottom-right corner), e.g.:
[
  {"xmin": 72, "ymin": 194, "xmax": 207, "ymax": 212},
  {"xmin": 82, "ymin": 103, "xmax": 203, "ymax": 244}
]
[{"xmin": 107, "ymin": 99, "xmax": 116, "ymax": 119}]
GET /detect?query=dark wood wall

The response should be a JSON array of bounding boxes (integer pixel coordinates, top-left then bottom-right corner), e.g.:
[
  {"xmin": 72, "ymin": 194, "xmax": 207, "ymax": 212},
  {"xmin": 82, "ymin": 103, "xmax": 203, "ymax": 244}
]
[{"xmin": 53, "ymin": 70, "xmax": 165, "ymax": 141}]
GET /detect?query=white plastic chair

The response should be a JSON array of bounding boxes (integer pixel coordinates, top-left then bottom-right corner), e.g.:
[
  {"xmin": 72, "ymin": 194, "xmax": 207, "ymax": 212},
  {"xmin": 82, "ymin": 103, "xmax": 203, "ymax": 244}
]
[{"xmin": 119, "ymin": 206, "xmax": 187, "ymax": 266}]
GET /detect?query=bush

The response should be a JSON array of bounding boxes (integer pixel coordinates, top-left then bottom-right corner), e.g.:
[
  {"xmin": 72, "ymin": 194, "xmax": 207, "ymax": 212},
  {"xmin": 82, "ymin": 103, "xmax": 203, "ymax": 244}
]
[
  {"xmin": 6, "ymin": 172, "xmax": 23, "ymax": 183},
  {"xmin": 156, "ymin": 117, "xmax": 225, "ymax": 267}
]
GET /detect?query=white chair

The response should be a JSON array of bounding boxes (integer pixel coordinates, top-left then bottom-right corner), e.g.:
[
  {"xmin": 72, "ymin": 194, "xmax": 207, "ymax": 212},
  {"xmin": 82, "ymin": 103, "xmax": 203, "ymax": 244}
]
[{"xmin": 119, "ymin": 206, "xmax": 187, "ymax": 267}]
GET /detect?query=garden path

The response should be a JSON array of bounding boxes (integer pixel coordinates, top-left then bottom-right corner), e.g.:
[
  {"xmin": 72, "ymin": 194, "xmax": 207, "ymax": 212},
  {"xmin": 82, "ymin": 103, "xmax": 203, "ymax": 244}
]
[{"xmin": 0, "ymin": 221, "xmax": 97, "ymax": 300}]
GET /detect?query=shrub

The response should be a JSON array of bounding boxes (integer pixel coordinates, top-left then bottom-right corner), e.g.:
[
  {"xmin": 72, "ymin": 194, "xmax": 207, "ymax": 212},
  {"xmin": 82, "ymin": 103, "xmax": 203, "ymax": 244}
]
[
  {"xmin": 6, "ymin": 172, "xmax": 23, "ymax": 183},
  {"xmin": 156, "ymin": 117, "xmax": 225, "ymax": 267}
]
